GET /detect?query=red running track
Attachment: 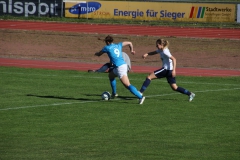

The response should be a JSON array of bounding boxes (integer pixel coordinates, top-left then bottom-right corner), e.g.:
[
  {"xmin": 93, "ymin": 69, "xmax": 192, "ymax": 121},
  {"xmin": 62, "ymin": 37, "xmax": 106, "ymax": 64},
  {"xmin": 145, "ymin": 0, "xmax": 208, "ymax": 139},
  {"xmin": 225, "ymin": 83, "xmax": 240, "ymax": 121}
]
[
  {"xmin": 1, "ymin": 58, "xmax": 240, "ymax": 77},
  {"xmin": 0, "ymin": 20, "xmax": 240, "ymax": 39},
  {"xmin": 0, "ymin": 20, "xmax": 240, "ymax": 77}
]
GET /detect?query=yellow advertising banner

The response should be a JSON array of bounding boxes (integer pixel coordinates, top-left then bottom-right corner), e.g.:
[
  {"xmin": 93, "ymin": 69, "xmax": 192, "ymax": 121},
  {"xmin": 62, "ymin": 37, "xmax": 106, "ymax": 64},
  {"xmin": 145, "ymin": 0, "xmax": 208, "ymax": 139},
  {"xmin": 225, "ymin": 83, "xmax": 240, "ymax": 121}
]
[{"xmin": 65, "ymin": 1, "xmax": 235, "ymax": 22}]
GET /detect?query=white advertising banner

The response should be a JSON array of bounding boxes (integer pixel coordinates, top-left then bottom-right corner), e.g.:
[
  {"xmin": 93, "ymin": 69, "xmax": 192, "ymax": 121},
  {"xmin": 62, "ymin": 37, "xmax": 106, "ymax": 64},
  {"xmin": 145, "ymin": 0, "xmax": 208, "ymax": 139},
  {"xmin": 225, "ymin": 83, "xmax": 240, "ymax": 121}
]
[{"xmin": 238, "ymin": 4, "xmax": 240, "ymax": 23}]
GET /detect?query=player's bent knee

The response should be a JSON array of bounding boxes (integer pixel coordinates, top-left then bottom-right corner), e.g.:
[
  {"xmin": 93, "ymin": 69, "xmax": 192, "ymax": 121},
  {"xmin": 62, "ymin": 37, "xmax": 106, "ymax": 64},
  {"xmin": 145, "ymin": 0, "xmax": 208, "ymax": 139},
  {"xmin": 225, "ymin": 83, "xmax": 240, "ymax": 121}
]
[
  {"xmin": 170, "ymin": 85, "xmax": 178, "ymax": 91},
  {"xmin": 147, "ymin": 75, "xmax": 152, "ymax": 80}
]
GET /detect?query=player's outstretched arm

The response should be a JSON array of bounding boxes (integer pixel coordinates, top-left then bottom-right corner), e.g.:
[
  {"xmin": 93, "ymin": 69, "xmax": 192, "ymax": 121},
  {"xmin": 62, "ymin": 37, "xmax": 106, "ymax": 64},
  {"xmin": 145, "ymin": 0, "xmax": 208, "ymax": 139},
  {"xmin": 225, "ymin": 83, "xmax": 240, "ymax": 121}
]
[
  {"xmin": 142, "ymin": 51, "xmax": 158, "ymax": 59},
  {"xmin": 95, "ymin": 51, "xmax": 104, "ymax": 56},
  {"xmin": 122, "ymin": 41, "xmax": 135, "ymax": 55}
]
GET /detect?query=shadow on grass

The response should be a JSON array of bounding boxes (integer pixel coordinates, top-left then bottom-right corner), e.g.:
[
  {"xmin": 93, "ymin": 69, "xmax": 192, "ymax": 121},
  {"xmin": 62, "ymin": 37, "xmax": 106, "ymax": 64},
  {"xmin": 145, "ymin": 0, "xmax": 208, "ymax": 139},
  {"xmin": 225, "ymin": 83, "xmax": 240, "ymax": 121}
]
[
  {"xmin": 85, "ymin": 94, "xmax": 135, "ymax": 100},
  {"xmin": 26, "ymin": 94, "xmax": 99, "ymax": 101},
  {"xmin": 26, "ymin": 94, "xmax": 137, "ymax": 104}
]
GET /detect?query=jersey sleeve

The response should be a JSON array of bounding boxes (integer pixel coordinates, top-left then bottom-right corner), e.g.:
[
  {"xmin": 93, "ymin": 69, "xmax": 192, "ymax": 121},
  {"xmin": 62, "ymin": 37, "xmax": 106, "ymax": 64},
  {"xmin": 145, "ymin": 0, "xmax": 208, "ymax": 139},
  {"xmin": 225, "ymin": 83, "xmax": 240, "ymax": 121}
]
[
  {"xmin": 163, "ymin": 48, "xmax": 172, "ymax": 58},
  {"xmin": 118, "ymin": 42, "xmax": 123, "ymax": 48},
  {"xmin": 101, "ymin": 46, "xmax": 108, "ymax": 53}
]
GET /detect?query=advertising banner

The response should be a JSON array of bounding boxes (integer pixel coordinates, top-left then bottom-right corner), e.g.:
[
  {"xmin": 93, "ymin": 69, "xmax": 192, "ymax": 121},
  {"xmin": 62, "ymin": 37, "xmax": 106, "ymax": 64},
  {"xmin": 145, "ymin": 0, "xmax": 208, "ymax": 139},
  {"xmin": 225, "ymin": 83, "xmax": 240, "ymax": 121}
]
[
  {"xmin": 0, "ymin": 0, "xmax": 62, "ymax": 17},
  {"xmin": 64, "ymin": 1, "xmax": 235, "ymax": 22}
]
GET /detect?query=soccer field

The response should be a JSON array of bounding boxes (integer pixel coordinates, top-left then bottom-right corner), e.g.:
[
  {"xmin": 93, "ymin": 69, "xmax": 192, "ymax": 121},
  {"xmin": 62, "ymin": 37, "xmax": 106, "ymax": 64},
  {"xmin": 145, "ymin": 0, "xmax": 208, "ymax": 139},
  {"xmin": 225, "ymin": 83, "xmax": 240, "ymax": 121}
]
[{"xmin": 0, "ymin": 66, "xmax": 240, "ymax": 160}]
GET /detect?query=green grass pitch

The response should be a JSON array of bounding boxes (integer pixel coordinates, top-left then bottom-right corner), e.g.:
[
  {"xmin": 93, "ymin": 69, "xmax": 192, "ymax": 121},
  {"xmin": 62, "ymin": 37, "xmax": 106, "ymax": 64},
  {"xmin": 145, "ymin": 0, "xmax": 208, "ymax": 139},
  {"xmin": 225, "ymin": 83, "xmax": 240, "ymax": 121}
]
[{"xmin": 0, "ymin": 66, "xmax": 239, "ymax": 160}]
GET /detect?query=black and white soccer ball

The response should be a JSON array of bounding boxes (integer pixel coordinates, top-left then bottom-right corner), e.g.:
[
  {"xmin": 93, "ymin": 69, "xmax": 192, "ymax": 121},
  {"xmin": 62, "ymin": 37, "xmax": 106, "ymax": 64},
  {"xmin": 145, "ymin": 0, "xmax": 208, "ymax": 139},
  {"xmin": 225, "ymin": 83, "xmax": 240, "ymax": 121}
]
[{"xmin": 101, "ymin": 91, "xmax": 111, "ymax": 100}]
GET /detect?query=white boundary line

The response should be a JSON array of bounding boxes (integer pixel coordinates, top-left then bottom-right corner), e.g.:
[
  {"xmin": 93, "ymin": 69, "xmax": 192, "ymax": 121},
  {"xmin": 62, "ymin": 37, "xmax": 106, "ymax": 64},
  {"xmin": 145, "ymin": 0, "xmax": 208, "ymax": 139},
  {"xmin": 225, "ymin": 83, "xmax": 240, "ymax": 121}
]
[
  {"xmin": 145, "ymin": 88, "xmax": 240, "ymax": 98},
  {"xmin": 1, "ymin": 88, "xmax": 240, "ymax": 111},
  {"xmin": 0, "ymin": 101, "xmax": 98, "ymax": 111}
]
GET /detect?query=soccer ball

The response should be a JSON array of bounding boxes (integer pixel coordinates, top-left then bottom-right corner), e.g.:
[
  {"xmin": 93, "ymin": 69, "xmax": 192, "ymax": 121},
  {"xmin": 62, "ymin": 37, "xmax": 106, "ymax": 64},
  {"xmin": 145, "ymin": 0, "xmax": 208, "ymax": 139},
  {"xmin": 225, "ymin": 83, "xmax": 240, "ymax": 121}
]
[{"xmin": 101, "ymin": 91, "xmax": 111, "ymax": 100}]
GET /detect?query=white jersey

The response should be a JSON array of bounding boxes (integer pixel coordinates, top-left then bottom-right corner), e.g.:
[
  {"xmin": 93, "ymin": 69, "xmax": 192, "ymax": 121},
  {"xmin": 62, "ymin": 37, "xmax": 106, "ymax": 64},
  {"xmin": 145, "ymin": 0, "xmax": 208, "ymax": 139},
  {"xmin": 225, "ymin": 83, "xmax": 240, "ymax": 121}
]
[
  {"xmin": 157, "ymin": 48, "xmax": 173, "ymax": 70},
  {"xmin": 122, "ymin": 52, "xmax": 131, "ymax": 71}
]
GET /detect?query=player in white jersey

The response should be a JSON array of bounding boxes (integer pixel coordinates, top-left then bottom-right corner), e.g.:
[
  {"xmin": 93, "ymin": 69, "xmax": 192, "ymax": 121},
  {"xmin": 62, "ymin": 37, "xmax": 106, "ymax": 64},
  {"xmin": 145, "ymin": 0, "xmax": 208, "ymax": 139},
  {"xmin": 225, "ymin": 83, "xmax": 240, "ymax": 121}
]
[
  {"xmin": 88, "ymin": 52, "xmax": 131, "ymax": 73},
  {"xmin": 95, "ymin": 35, "xmax": 145, "ymax": 104},
  {"xmin": 139, "ymin": 38, "xmax": 195, "ymax": 102}
]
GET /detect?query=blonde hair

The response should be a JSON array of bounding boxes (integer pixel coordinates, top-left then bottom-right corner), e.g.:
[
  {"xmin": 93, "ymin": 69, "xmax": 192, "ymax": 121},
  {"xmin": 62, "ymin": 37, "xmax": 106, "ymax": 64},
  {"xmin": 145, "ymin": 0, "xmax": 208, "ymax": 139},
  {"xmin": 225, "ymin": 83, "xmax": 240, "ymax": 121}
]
[{"xmin": 156, "ymin": 39, "xmax": 169, "ymax": 48}]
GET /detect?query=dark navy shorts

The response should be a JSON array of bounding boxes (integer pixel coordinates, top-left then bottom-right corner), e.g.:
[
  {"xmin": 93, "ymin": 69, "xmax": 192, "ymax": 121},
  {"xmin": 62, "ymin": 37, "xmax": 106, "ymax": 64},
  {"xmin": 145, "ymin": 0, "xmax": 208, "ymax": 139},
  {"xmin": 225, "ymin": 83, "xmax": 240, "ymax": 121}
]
[{"xmin": 154, "ymin": 67, "xmax": 176, "ymax": 84}]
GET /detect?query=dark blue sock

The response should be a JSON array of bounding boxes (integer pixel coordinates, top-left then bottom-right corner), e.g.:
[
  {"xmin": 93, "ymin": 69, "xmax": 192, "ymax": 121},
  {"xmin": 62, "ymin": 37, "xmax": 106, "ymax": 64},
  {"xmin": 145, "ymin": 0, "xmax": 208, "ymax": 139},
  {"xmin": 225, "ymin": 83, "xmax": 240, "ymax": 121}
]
[
  {"xmin": 176, "ymin": 87, "xmax": 191, "ymax": 96},
  {"xmin": 140, "ymin": 78, "xmax": 151, "ymax": 93}
]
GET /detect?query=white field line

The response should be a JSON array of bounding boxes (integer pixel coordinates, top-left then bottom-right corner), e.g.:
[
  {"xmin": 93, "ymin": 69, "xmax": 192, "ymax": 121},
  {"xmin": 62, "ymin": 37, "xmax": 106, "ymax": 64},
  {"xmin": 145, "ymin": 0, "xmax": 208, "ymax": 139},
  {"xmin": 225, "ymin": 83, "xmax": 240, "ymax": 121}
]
[
  {"xmin": 145, "ymin": 88, "xmax": 240, "ymax": 98},
  {"xmin": 0, "ymin": 101, "xmax": 98, "ymax": 111},
  {"xmin": 1, "ymin": 88, "xmax": 240, "ymax": 111}
]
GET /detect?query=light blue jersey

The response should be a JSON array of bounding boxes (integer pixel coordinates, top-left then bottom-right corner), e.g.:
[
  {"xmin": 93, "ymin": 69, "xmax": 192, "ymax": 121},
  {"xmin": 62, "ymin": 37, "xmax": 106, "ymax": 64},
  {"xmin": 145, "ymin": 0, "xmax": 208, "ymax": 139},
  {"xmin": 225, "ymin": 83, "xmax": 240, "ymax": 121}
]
[{"xmin": 101, "ymin": 42, "xmax": 126, "ymax": 67}]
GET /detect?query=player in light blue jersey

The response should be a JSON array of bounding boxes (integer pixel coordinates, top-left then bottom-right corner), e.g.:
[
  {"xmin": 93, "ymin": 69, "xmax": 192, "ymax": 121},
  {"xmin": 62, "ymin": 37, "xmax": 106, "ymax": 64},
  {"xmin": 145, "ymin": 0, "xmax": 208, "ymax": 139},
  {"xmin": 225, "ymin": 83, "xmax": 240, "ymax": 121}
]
[
  {"xmin": 139, "ymin": 38, "xmax": 195, "ymax": 102},
  {"xmin": 95, "ymin": 35, "xmax": 145, "ymax": 104}
]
